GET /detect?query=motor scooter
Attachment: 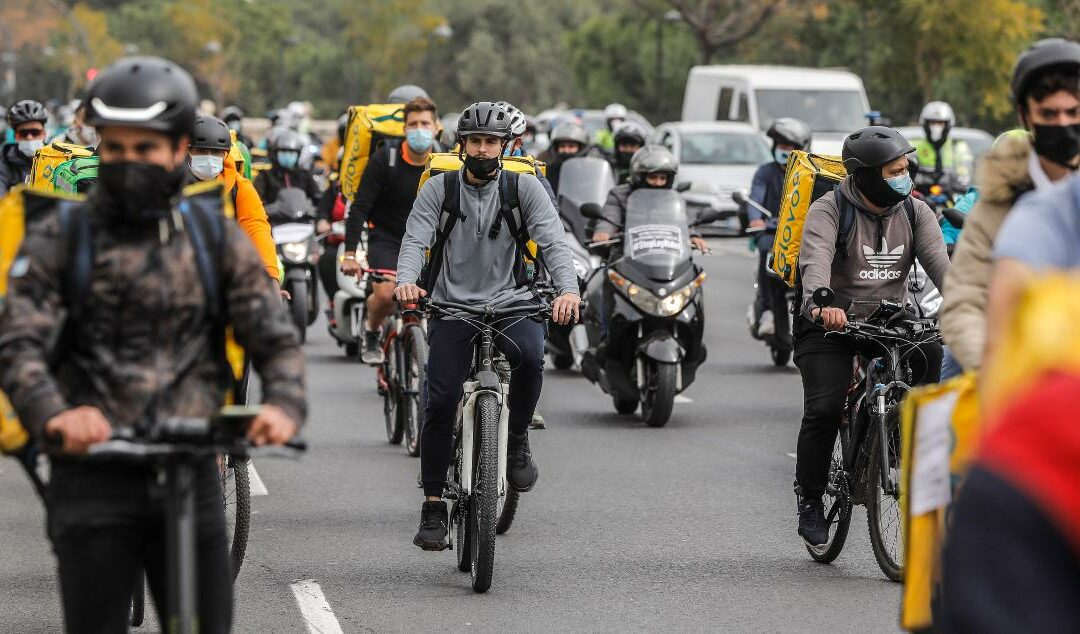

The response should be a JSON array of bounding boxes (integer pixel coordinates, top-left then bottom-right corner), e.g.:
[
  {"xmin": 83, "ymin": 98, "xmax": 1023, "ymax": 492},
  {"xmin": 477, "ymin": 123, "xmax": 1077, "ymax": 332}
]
[
  {"xmin": 325, "ymin": 222, "xmax": 368, "ymax": 357},
  {"xmin": 267, "ymin": 187, "xmax": 319, "ymax": 343}
]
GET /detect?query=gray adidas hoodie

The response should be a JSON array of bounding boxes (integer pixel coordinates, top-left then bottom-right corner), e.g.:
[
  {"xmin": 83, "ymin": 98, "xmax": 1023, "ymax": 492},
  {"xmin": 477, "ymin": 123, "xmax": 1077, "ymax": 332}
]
[
  {"xmin": 396, "ymin": 170, "xmax": 578, "ymax": 308},
  {"xmin": 798, "ymin": 177, "xmax": 949, "ymax": 321}
]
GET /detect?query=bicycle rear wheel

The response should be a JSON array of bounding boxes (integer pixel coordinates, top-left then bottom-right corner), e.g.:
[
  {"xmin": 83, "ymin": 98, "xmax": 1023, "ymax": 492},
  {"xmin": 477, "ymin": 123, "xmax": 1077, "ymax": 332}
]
[
  {"xmin": 221, "ymin": 454, "xmax": 251, "ymax": 581},
  {"xmin": 383, "ymin": 333, "xmax": 404, "ymax": 445},
  {"xmin": 469, "ymin": 393, "xmax": 500, "ymax": 592},
  {"xmin": 866, "ymin": 408, "xmax": 904, "ymax": 582},
  {"xmin": 403, "ymin": 325, "xmax": 427, "ymax": 457},
  {"xmin": 806, "ymin": 428, "xmax": 852, "ymax": 563}
]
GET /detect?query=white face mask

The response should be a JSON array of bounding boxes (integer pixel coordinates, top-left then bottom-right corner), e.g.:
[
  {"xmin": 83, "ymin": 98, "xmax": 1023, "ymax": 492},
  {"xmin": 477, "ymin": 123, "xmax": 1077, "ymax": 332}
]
[
  {"xmin": 70, "ymin": 124, "xmax": 99, "ymax": 148},
  {"xmin": 190, "ymin": 154, "xmax": 224, "ymax": 181},
  {"xmin": 18, "ymin": 139, "xmax": 44, "ymax": 158},
  {"xmin": 927, "ymin": 123, "xmax": 946, "ymax": 143}
]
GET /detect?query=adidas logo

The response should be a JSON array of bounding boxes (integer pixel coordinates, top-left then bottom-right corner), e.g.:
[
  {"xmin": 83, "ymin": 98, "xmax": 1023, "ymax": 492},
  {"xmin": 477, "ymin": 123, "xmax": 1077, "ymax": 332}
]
[{"xmin": 859, "ymin": 239, "xmax": 905, "ymax": 280}]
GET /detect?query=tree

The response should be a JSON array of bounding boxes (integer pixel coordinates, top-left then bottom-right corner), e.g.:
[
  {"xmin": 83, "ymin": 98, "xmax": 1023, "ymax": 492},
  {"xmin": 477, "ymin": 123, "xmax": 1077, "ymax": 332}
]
[{"xmin": 642, "ymin": 0, "xmax": 787, "ymax": 64}]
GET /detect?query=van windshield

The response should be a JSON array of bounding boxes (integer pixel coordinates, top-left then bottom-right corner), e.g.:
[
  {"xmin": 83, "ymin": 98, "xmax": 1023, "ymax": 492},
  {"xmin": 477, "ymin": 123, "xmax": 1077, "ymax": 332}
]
[{"xmin": 755, "ymin": 89, "xmax": 866, "ymax": 133}]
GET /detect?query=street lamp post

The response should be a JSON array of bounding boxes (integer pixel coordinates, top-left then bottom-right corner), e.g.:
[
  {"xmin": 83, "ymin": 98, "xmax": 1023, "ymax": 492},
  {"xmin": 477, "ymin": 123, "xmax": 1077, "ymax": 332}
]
[{"xmin": 655, "ymin": 10, "xmax": 682, "ymax": 119}]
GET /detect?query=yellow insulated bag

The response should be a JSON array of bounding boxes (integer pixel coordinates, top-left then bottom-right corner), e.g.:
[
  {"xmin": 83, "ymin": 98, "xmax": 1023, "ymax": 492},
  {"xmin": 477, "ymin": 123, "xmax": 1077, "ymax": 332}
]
[
  {"xmin": 28, "ymin": 141, "xmax": 94, "ymax": 192},
  {"xmin": 339, "ymin": 103, "xmax": 407, "ymax": 200},
  {"xmin": 770, "ymin": 151, "xmax": 846, "ymax": 287}
]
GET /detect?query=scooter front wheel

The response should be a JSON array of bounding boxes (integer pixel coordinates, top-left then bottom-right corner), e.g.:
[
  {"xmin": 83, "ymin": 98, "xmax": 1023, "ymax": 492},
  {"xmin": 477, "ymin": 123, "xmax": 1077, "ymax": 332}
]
[
  {"xmin": 289, "ymin": 281, "xmax": 308, "ymax": 344},
  {"xmin": 640, "ymin": 361, "xmax": 677, "ymax": 428}
]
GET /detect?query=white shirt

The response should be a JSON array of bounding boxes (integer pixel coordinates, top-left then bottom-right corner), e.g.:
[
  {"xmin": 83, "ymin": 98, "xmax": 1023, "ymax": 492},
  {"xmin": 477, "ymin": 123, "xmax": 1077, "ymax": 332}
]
[{"xmin": 1028, "ymin": 150, "xmax": 1053, "ymax": 191}]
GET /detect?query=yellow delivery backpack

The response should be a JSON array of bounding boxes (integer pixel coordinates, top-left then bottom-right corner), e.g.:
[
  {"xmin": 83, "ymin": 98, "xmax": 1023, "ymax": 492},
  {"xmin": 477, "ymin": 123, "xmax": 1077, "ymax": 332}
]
[
  {"xmin": 770, "ymin": 151, "xmax": 846, "ymax": 287},
  {"xmin": 28, "ymin": 141, "xmax": 94, "ymax": 192},
  {"xmin": 339, "ymin": 103, "xmax": 407, "ymax": 200}
]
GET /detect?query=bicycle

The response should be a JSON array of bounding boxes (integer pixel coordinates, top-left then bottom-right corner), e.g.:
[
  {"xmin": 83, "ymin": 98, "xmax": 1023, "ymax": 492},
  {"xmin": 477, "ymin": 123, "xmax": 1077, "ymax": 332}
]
[
  {"xmin": 418, "ymin": 297, "xmax": 557, "ymax": 593},
  {"xmin": 365, "ymin": 268, "xmax": 429, "ymax": 456},
  {"xmin": 805, "ymin": 288, "xmax": 942, "ymax": 582}
]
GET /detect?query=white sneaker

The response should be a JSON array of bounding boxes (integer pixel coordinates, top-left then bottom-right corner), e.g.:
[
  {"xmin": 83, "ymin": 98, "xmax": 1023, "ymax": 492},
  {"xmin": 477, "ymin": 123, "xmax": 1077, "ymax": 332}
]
[
  {"xmin": 758, "ymin": 310, "xmax": 775, "ymax": 337},
  {"xmin": 747, "ymin": 305, "xmax": 760, "ymax": 339}
]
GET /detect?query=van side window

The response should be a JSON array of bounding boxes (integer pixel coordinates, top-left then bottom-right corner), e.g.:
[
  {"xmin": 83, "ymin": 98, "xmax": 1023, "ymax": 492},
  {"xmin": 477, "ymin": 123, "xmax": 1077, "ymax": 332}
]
[
  {"xmin": 716, "ymin": 87, "xmax": 734, "ymax": 121},
  {"xmin": 736, "ymin": 92, "xmax": 750, "ymax": 123}
]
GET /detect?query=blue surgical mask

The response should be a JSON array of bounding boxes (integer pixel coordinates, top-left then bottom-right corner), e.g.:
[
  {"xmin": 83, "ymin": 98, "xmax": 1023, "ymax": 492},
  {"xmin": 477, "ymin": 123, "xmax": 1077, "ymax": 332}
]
[
  {"xmin": 405, "ymin": 128, "xmax": 434, "ymax": 153},
  {"xmin": 886, "ymin": 173, "xmax": 913, "ymax": 196},
  {"xmin": 773, "ymin": 149, "xmax": 791, "ymax": 165},
  {"xmin": 503, "ymin": 145, "xmax": 524, "ymax": 157},
  {"xmin": 276, "ymin": 151, "xmax": 299, "ymax": 169},
  {"xmin": 190, "ymin": 154, "xmax": 224, "ymax": 181}
]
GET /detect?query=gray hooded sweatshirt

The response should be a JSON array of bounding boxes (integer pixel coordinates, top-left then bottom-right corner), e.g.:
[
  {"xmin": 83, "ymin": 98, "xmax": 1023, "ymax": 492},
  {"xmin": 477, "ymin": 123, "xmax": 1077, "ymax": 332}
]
[
  {"xmin": 396, "ymin": 170, "xmax": 578, "ymax": 308},
  {"xmin": 798, "ymin": 177, "xmax": 949, "ymax": 321}
]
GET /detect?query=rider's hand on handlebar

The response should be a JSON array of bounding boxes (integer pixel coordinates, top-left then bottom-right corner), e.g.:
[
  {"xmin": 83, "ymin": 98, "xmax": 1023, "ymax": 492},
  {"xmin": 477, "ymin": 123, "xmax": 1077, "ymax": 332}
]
[
  {"xmin": 749, "ymin": 219, "xmax": 766, "ymax": 230},
  {"xmin": 592, "ymin": 231, "xmax": 611, "ymax": 243},
  {"xmin": 690, "ymin": 236, "xmax": 711, "ymax": 253},
  {"xmin": 813, "ymin": 307, "xmax": 848, "ymax": 332},
  {"xmin": 45, "ymin": 406, "xmax": 111, "ymax": 455},
  {"xmin": 340, "ymin": 256, "xmax": 362, "ymax": 278},
  {"xmin": 247, "ymin": 404, "xmax": 299, "ymax": 447},
  {"xmin": 552, "ymin": 292, "xmax": 581, "ymax": 326},
  {"xmin": 394, "ymin": 283, "xmax": 427, "ymax": 304},
  {"xmin": 316, "ymin": 219, "xmax": 331, "ymax": 235}
]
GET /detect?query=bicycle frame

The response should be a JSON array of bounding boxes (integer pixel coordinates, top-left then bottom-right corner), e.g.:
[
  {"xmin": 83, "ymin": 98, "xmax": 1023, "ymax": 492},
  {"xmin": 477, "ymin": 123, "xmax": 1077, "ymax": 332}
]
[{"xmin": 455, "ymin": 323, "xmax": 510, "ymax": 501}]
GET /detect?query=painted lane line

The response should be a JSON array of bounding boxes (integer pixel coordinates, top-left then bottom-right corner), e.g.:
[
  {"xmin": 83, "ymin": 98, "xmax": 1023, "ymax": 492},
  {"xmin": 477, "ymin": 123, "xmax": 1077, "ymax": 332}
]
[
  {"xmin": 248, "ymin": 461, "xmax": 268, "ymax": 496},
  {"xmin": 786, "ymin": 453, "xmax": 797, "ymax": 459},
  {"xmin": 291, "ymin": 579, "xmax": 344, "ymax": 634},
  {"xmin": 674, "ymin": 395, "xmax": 694, "ymax": 403}
]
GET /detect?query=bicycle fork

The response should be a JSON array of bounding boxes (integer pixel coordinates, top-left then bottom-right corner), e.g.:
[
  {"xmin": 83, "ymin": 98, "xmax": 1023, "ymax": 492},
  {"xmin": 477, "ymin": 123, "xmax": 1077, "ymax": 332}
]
[{"xmin": 163, "ymin": 457, "xmax": 198, "ymax": 634}]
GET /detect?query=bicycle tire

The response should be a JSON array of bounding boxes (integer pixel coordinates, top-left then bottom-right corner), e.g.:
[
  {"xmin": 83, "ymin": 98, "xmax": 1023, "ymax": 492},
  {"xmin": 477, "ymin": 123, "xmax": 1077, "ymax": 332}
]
[
  {"xmin": 383, "ymin": 333, "xmax": 404, "ymax": 445},
  {"xmin": 806, "ymin": 428, "xmax": 853, "ymax": 563},
  {"xmin": 495, "ymin": 488, "xmax": 520, "ymax": 535},
  {"xmin": 866, "ymin": 410, "xmax": 904, "ymax": 582},
  {"xmin": 470, "ymin": 392, "xmax": 500, "ymax": 592},
  {"xmin": 129, "ymin": 571, "xmax": 146, "ymax": 627},
  {"xmin": 453, "ymin": 434, "xmax": 471, "ymax": 573},
  {"xmin": 225, "ymin": 454, "xmax": 251, "ymax": 581},
  {"xmin": 403, "ymin": 325, "xmax": 427, "ymax": 458}
]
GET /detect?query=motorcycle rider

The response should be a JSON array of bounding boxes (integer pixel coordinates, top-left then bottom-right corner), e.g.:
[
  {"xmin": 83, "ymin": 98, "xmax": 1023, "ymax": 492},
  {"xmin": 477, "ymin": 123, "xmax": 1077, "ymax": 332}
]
[
  {"xmin": 794, "ymin": 126, "xmax": 949, "ymax": 546},
  {"xmin": 595, "ymin": 102, "xmax": 629, "ymax": 153},
  {"xmin": 912, "ymin": 101, "xmax": 974, "ymax": 193},
  {"xmin": 747, "ymin": 118, "xmax": 811, "ymax": 348},
  {"xmin": 57, "ymin": 101, "xmax": 99, "ymax": 149},
  {"xmin": 254, "ymin": 128, "xmax": 322, "ymax": 207},
  {"xmin": 0, "ymin": 55, "xmax": 305, "ymax": 633},
  {"xmin": 940, "ymin": 37, "xmax": 1080, "ymax": 374},
  {"xmin": 342, "ymin": 97, "xmax": 439, "ymax": 365},
  {"xmin": 221, "ymin": 105, "xmax": 254, "ymax": 148},
  {"xmin": 0, "ymin": 99, "xmax": 49, "ymax": 197},
  {"xmin": 394, "ymin": 102, "xmax": 580, "ymax": 551},
  {"xmin": 611, "ymin": 122, "xmax": 647, "ymax": 185},
  {"xmin": 540, "ymin": 121, "xmax": 596, "ymax": 194},
  {"xmin": 189, "ymin": 114, "xmax": 280, "ymax": 282}
]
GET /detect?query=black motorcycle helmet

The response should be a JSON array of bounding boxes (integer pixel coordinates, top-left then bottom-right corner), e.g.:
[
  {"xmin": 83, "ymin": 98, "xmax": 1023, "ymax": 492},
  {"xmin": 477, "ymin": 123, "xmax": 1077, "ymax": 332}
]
[
  {"xmin": 1010, "ymin": 38, "xmax": 1080, "ymax": 107},
  {"xmin": 613, "ymin": 122, "xmax": 647, "ymax": 148},
  {"xmin": 843, "ymin": 126, "xmax": 915, "ymax": 208},
  {"xmin": 191, "ymin": 115, "xmax": 232, "ymax": 151},
  {"xmin": 220, "ymin": 105, "xmax": 244, "ymax": 123},
  {"xmin": 84, "ymin": 56, "xmax": 199, "ymax": 140},
  {"xmin": 456, "ymin": 102, "xmax": 513, "ymax": 140},
  {"xmin": 6, "ymin": 99, "xmax": 48, "ymax": 128},
  {"xmin": 766, "ymin": 117, "xmax": 812, "ymax": 150}
]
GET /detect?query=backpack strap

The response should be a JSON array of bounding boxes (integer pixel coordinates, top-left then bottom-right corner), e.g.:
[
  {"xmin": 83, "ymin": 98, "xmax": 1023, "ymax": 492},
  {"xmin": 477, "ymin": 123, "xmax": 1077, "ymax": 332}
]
[
  {"xmin": 178, "ymin": 196, "xmax": 226, "ymax": 325},
  {"xmin": 386, "ymin": 139, "xmax": 399, "ymax": 168},
  {"xmin": 833, "ymin": 186, "xmax": 856, "ymax": 259},
  {"xmin": 495, "ymin": 170, "xmax": 546, "ymax": 287},
  {"xmin": 58, "ymin": 201, "xmax": 93, "ymax": 322},
  {"xmin": 904, "ymin": 196, "xmax": 917, "ymax": 247},
  {"xmin": 420, "ymin": 171, "xmax": 463, "ymax": 294}
]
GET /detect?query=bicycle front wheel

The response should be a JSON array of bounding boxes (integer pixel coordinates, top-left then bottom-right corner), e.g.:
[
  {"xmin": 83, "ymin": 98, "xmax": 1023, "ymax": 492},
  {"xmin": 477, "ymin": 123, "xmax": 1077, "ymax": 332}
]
[
  {"xmin": 866, "ymin": 409, "xmax": 904, "ymax": 582},
  {"xmin": 403, "ymin": 325, "xmax": 427, "ymax": 457},
  {"xmin": 221, "ymin": 454, "xmax": 251, "ymax": 581},
  {"xmin": 469, "ymin": 392, "xmax": 500, "ymax": 593}
]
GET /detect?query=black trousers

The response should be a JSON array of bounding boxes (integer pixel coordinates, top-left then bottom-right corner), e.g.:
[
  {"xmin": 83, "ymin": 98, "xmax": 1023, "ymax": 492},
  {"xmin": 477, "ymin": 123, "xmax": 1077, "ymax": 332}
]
[
  {"xmin": 793, "ymin": 318, "xmax": 942, "ymax": 497},
  {"xmin": 317, "ymin": 248, "xmax": 338, "ymax": 302},
  {"xmin": 753, "ymin": 232, "xmax": 791, "ymax": 349},
  {"xmin": 47, "ymin": 457, "xmax": 232, "ymax": 634},
  {"xmin": 421, "ymin": 315, "xmax": 545, "ymax": 498}
]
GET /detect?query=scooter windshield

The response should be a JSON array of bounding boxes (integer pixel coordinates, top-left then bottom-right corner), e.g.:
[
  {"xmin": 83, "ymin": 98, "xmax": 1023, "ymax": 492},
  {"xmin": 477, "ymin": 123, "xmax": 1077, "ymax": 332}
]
[
  {"xmin": 557, "ymin": 156, "xmax": 616, "ymax": 243},
  {"xmin": 621, "ymin": 189, "xmax": 690, "ymax": 282}
]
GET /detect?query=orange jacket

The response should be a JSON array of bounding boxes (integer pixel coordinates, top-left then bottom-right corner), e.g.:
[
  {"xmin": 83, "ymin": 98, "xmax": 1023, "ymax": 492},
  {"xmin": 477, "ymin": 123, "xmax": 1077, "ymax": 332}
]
[{"xmin": 220, "ymin": 161, "xmax": 279, "ymax": 280}]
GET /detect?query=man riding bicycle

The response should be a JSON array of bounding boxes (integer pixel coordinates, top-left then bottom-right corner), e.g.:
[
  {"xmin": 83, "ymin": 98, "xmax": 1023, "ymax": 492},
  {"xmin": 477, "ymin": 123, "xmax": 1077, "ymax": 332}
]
[
  {"xmin": 0, "ymin": 99, "xmax": 49, "ymax": 197},
  {"xmin": 793, "ymin": 126, "xmax": 948, "ymax": 546},
  {"xmin": 0, "ymin": 56, "xmax": 306, "ymax": 633},
  {"xmin": 394, "ymin": 101, "xmax": 580, "ymax": 551}
]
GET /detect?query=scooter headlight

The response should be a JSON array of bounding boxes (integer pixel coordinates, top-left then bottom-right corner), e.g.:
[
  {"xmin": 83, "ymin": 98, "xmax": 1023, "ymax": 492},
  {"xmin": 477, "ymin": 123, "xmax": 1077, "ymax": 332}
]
[
  {"xmin": 609, "ymin": 270, "xmax": 707, "ymax": 317},
  {"xmin": 282, "ymin": 241, "xmax": 309, "ymax": 263}
]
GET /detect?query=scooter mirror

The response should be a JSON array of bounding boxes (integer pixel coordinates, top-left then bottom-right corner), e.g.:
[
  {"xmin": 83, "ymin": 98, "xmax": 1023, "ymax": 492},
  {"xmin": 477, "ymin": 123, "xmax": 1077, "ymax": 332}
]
[
  {"xmin": 692, "ymin": 208, "xmax": 723, "ymax": 227},
  {"xmin": 731, "ymin": 189, "xmax": 747, "ymax": 205},
  {"xmin": 812, "ymin": 287, "xmax": 835, "ymax": 308},
  {"xmin": 580, "ymin": 203, "xmax": 603, "ymax": 220},
  {"xmin": 675, "ymin": 181, "xmax": 692, "ymax": 193}
]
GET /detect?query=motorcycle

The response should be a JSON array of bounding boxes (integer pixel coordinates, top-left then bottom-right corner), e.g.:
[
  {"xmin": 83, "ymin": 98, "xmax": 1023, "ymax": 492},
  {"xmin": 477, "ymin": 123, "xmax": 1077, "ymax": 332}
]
[
  {"xmin": 549, "ymin": 156, "xmax": 612, "ymax": 370},
  {"xmin": 579, "ymin": 189, "xmax": 719, "ymax": 427},
  {"xmin": 732, "ymin": 190, "xmax": 794, "ymax": 366},
  {"xmin": 326, "ymin": 222, "xmax": 367, "ymax": 357},
  {"xmin": 267, "ymin": 187, "xmax": 319, "ymax": 343}
]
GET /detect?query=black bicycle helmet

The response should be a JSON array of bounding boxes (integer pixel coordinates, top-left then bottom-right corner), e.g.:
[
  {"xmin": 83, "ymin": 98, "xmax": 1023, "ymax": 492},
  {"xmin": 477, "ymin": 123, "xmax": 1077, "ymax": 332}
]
[
  {"xmin": 1010, "ymin": 38, "xmax": 1080, "ymax": 105},
  {"xmin": 84, "ymin": 56, "xmax": 198, "ymax": 139},
  {"xmin": 191, "ymin": 115, "xmax": 231, "ymax": 151},
  {"xmin": 613, "ymin": 121, "xmax": 647, "ymax": 147},
  {"xmin": 457, "ymin": 102, "xmax": 513, "ymax": 140},
  {"xmin": 767, "ymin": 117, "xmax": 812, "ymax": 149},
  {"xmin": 841, "ymin": 126, "xmax": 915, "ymax": 172},
  {"xmin": 388, "ymin": 84, "xmax": 429, "ymax": 103},
  {"xmin": 220, "ymin": 105, "xmax": 244, "ymax": 122},
  {"xmin": 6, "ymin": 99, "xmax": 48, "ymax": 128},
  {"xmin": 271, "ymin": 129, "xmax": 305, "ymax": 153}
]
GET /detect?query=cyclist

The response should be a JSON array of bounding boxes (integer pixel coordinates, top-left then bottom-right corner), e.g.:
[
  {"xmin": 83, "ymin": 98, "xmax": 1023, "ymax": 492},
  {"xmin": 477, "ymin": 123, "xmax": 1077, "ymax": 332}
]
[
  {"xmin": 221, "ymin": 105, "xmax": 254, "ymax": 147},
  {"xmin": 189, "ymin": 114, "xmax": 280, "ymax": 282},
  {"xmin": 498, "ymin": 101, "xmax": 558, "ymax": 205},
  {"xmin": 940, "ymin": 37, "xmax": 1080, "ymax": 374},
  {"xmin": 912, "ymin": 100, "xmax": 973, "ymax": 190},
  {"xmin": 595, "ymin": 102, "xmax": 628, "ymax": 153},
  {"xmin": 342, "ymin": 96, "xmax": 439, "ymax": 364},
  {"xmin": 394, "ymin": 102, "xmax": 580, "ymax": 551},
  {"xmin": 0, "ymin": 55, "xmax": 305, "ymax": 633},
  {"xmin": 254, "ymin": 128, "xmax": 321, "ymax": 207},
  {"xmin": 0, "ymin": 99, "xmax": 49, "ymax": 197},
  {"xmin": 793, "ymin": 126, "xmax": 948, "ymax": 546},
  {"xmin": 611, "ymin": 122, "xmax": 647, "ymax": 185},
  {"xmin": 747, "ymin": 118, "xmax": 811, "ymax": 347}
]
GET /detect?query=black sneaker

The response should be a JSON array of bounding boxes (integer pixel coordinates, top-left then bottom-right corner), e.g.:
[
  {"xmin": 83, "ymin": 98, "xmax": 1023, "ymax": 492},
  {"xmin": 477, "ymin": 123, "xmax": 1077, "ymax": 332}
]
[
  {"xmin": 413, "ymin": 500, "xmax": 449, "ymax": 551},
  {"xmin": 797, "ymin": 496, "xmax": 830, "ymax": 546},
  {"xmin": 507, "ymin": 432, "xmax": 539, "ymax": 492},
  {"xmin": 361, "ymin": 328, "xmax": 384, "ymax": 365}
]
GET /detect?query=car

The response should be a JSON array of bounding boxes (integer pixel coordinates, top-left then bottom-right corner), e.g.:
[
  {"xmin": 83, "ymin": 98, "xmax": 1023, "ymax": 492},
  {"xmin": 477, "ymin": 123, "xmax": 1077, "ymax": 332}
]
[{"xmin": 651, "ymin": 121, "xmax": 771, "ymax": 236}]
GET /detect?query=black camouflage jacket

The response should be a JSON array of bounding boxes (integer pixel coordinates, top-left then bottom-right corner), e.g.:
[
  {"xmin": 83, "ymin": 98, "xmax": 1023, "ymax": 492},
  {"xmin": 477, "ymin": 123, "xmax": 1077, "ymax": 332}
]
[{"xmin": 0, "ymin": 184, "xmax": 306, "ymax": 441}]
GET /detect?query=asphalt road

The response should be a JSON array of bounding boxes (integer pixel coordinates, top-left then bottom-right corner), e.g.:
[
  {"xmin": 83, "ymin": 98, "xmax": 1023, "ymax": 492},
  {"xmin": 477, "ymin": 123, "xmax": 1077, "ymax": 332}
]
[{"xmin": 0, "ymin": 238, "xmax": 901, "ymax": 633}]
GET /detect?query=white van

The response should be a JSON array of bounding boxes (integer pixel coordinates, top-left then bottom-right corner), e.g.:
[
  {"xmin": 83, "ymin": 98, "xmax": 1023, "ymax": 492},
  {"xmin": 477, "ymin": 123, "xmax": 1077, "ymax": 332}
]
[{"xmin": 681, "ymin": 65, "xmax": 871, "ymax": 155}]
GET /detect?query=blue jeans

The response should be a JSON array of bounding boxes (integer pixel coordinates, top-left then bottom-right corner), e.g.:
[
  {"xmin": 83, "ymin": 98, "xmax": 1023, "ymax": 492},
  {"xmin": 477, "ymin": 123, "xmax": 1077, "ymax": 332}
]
[{"xmin": 940, "ymin": 345, "xmax": 964, "ymax": 380}]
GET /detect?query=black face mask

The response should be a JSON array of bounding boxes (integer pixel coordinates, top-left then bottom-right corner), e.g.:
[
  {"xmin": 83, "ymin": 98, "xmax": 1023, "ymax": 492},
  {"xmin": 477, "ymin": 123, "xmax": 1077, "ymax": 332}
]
[
  {"xmin": 615, "ymin": 151, "xmax": 634, "ymax": 169},
  {"xmin": 97, "ymin": 161, "xmax": 185, "ymax": 225},
  {"xmin": 853, "ymin": 167, "xmax": 906, "ymax": 209},
  {"xmin": 463, "ymin": 154, "xmax": 500, "ymax": 182},
  {"xmin": 1031, "ymin": 123, "xmax": 1080, "ymax": 168}
]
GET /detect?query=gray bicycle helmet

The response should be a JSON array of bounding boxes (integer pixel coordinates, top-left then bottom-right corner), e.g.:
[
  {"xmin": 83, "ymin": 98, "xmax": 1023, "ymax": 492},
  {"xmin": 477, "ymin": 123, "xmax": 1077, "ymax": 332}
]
[
  {"xmin": 841, "ymin": 126, "xmax": 914, "ymax": 172},
  {"xmin": 85, "ymin": 56, "xmax": 199, "ymax": 139},
  {"xmin": 549, "ymin": 121, "xmax": 588, "ymax": 147},
  {"xmin": 6, "ymin": 99, "xmax": 49, "ymax": 128},
  {"xmin": 766, "ymin": 117, "xmax": 812, "ymax": 149},
  {"xmin": 191, "ymin": 115, "xmax": 232, "ymax": 151},
  {"xmin": 630, "ymin": 144, "xmax": 678, "ymax": 187},
  {"xmin": 457, "ymin": 102, "xmax": 513, "ymax": 140},
  {"xmin": 1010, "ymin": 38, "xmax": 1080, "ymax": 105},
  {"xmin": 388, "ymin": 84, "xmax": 429, "ymax": 104},
  {"xmin": 613, "ymin": 121, "xmax": 647, "ymax": 147}
]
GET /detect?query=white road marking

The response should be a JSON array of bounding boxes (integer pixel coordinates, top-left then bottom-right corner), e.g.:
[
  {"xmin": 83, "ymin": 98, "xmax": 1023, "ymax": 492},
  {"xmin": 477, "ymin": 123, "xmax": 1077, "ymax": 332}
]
[
  {"xmin": 291, "ymin": 579, "xmax": 344, "ymax": 634},
  {"xmin": 674, "ymin": 395, "xmax": 694, "ymax": 403},
  {"xmin": 786, "ymin": 453, "xmax": 797, "ymax": 459},
  {"xmin": 248, "ymin": 461, "xmax": 268, "ymax": 496}
]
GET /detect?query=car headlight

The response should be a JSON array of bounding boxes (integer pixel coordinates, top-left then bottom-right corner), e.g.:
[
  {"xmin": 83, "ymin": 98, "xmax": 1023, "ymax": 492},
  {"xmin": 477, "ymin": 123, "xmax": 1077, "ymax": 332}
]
[
  {"xmin": 282, "ymin": 241, "xmax": 309, "ymax": 263},
  {"xmin": 608, "ymin": 269, "xmax": 707, "ymax": 317}
]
